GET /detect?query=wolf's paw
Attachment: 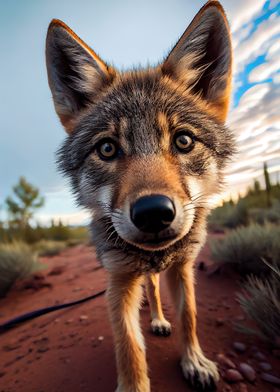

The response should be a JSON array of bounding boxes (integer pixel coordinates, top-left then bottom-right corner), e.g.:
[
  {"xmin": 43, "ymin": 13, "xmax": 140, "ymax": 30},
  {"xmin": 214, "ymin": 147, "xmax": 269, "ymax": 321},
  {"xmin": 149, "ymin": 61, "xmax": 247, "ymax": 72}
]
[
  {"xmin": 181, "ymin": 349, "xmax": 219, "ymax": 391},
  {"xmin": 151, "ymin": 318, "xmax": 171, "ymax": 336}
]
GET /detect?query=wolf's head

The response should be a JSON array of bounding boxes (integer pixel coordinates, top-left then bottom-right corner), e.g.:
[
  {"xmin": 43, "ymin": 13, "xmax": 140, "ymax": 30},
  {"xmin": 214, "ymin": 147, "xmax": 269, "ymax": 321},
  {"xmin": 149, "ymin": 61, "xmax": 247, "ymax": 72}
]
[{"xmin": 46, "ymin": 1, "xmax": 234, "ymax": 253}]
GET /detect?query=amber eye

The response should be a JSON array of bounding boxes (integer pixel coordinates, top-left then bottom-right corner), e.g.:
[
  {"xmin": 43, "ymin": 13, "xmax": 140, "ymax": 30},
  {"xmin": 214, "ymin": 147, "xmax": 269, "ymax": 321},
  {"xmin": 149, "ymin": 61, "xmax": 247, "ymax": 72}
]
[
  {"xmin": 174, "ymin": 132, "xmax": 194, "ymax": 152},
  {"xmin": 97, "ymin": 140, "xmax": 118, "ymax": 160}
]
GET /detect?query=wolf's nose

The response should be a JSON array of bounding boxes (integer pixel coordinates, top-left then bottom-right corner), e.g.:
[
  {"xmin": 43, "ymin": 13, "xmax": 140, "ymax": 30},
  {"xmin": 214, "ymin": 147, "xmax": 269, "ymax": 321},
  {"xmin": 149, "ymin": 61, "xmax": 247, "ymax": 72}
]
[{"xmin": 130, "ymin": 195, "xmax": 176, "ymax": 233}]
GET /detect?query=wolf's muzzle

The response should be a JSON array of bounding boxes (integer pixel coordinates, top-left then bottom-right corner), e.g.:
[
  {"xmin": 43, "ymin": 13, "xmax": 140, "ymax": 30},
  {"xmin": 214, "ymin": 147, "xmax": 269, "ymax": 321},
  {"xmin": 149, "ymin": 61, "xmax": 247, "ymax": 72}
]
[{"xmin": 130, "ymin": 195, "xmax": 176, "ymax": 233}]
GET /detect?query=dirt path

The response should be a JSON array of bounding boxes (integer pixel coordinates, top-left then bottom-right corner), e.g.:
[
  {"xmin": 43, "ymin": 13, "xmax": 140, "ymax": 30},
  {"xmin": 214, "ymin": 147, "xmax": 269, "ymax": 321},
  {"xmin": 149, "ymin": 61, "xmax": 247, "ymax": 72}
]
[{"xmin": 0, "ymin": 238, "xmax": 279, "ymax": 392}]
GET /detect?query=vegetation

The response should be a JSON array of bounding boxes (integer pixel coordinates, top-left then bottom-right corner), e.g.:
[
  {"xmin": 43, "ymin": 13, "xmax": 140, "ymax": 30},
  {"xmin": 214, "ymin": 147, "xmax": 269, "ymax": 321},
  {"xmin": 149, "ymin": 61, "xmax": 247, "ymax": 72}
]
[
  {"xmin": 236, "ymin": 264, "xmax": 280, "ymax": 344},
  {"xmin": 0, "ymin": 242, "xmax": 44, "ymax": 296},
  {"xmin": 209, "ymin": 164, "xmax": 280, "ymax": 230},
  {"xmin": 0, "ymin": 177, "xmax": 89, "ymax": 296},
  {"xmin": 210, "ymin": 224, "xmax": 280, "ymax": 275},
  {"xmin": 209, "ymin": 165, "xmax": 280, "ymax": 346},
  {"xmin": 32, "ymin": 240, "xmax": 68, "ymax": 257},
  {"xmin": 5, "ymin": 177, "xmax": 44, "ymax": 229}
]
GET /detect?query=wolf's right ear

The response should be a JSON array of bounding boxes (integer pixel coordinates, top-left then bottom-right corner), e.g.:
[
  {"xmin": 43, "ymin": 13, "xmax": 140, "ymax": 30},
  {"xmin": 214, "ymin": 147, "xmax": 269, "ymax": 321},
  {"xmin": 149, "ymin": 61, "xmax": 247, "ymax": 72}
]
[
  {"xmin": 162, "ymin": 1, "xmax": 232, "ymax": 123},
  {"xmin": 46, "ymin": 20, "xmax": 115, "ymax": 133}
]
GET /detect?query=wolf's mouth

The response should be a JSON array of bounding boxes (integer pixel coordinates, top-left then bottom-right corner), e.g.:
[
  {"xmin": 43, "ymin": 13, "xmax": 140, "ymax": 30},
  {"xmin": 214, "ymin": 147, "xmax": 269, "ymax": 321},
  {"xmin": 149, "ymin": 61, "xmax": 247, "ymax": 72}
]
[{"xmin": 132, "ymin": 233, "xmax": 178, "ymax": 250}]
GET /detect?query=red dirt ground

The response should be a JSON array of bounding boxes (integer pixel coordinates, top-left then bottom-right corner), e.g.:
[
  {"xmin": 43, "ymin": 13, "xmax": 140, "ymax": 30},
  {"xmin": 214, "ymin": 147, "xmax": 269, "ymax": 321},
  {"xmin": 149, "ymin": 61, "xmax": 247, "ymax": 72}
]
[{"xmin": 0, "ymin": 236, "xmax": 279, "ymax": 392}]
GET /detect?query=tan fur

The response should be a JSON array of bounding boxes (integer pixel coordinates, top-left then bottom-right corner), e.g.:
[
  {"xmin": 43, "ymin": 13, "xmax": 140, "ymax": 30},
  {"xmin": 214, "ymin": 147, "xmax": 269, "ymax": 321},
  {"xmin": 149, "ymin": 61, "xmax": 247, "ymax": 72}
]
[
  {"xmin": 107, "ymin": 274, "xmax": 150, "ymax": 392},
  {"xmin": 145, "ymin": 274, "xmax": 164, "ymax": 320}
]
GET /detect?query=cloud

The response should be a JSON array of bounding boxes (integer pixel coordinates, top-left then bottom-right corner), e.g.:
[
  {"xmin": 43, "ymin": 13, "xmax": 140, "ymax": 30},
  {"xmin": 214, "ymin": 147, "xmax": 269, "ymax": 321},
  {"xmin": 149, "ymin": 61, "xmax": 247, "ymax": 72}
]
[
  {"xmin": 249, "ymin": 39, "xmax": 280, "ymax": 82},
  {"xmin": 224, "ymin": 82, "xmax": 280, "ymax": 199},
  {"xmin": 225, "ymin": 0, "xmax": 264, "ymax": 32},
  {"xmin": 234, "ymin": 13, "xmax": 280, "ymax": 73}
]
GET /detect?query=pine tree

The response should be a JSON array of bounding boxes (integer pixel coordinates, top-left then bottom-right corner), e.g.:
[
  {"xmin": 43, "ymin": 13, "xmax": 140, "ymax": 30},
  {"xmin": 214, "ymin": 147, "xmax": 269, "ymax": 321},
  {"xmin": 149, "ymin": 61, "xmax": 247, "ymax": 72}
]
[
  {"xmin": 5, "ymin": 177, "xmax": 44, "ymax": 228},
  {"xmin": 263, "ymin": 162, "xmax": 271, "ymax": 207},
  {"xmin": 253, "ymin": 179, "xmax": 261, "ymax": 194}
]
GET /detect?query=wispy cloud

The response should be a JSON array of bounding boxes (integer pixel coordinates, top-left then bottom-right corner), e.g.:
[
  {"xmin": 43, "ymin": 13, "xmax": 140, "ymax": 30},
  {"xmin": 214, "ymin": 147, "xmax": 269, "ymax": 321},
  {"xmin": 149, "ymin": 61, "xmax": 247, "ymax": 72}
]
[{"xmin": 223, "ymin": 0, "xmax": 280, "ymax": 201}]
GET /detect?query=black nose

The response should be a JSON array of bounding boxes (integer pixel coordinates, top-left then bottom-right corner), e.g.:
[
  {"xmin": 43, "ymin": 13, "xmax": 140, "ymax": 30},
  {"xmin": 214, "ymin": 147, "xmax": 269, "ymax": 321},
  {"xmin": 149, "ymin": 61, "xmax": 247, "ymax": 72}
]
[{"xmin": 130, "ymin": 195, "xmax": 176, "ymax": 233}]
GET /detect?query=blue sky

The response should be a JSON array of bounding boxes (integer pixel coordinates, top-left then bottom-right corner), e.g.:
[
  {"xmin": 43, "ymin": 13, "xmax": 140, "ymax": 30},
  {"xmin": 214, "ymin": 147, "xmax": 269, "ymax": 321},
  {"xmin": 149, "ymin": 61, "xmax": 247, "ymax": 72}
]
[{"xmin": 0, "ymin": 0, "xmax": 279, "ymax": 225}]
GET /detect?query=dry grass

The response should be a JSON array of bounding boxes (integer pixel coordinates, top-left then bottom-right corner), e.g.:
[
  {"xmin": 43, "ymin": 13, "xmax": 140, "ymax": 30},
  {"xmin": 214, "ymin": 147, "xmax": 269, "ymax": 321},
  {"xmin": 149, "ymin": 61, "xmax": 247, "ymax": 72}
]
[
  {"xmin": 236, "ymin": 263, "xmax": 280, "ymax": 344},
  {"xmin": 0, "ymin": 242, "xmax": 44, "ymax": 296},
  {"xmin": 32, "ymin": 240, "xmax": 67, "ymax": 257},
  {"xmin": 210, "ymin": 224, "xmax": 280, "ymax": 275}
]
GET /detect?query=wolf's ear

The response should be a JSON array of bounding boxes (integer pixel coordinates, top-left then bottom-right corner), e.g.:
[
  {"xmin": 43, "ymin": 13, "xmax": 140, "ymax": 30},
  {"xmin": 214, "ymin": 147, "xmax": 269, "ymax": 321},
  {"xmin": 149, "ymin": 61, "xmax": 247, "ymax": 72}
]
[
  {"xmin": 46, "ymin": 20, "xmax": 115, "ymax": 133},
  {"xmin": 162, "ymin": 1, "xmax": 232, "ymax": 122}
]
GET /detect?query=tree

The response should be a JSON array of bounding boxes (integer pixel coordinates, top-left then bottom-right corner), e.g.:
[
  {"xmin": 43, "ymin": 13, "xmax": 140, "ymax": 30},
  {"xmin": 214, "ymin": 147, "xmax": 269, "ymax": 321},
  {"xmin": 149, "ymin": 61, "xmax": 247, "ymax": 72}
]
[
  {"xmin": 5, "ymin": 177, "xmax": 44, "ymax": 228},
  {"xmin": 253, "ymin": 179, "xmax": 261, "ymax": 194},
  {"xmin": 263, "ymin": 162, "xmax": 271, "ymax": 207}
]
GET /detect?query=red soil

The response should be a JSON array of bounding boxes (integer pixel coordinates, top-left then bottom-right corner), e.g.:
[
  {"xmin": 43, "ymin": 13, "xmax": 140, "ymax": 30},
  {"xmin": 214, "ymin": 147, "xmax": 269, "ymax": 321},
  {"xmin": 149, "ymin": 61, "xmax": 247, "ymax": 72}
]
[{"xmin": 0, "ymin": 236, "xmax": 279, "ymax": 392}]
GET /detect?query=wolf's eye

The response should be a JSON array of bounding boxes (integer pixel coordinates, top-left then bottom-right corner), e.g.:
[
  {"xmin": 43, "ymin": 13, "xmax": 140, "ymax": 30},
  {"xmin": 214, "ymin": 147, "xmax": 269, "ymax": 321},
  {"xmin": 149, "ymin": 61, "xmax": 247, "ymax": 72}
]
[
  {"xmin": 174, "ymin": 132, "xmax": 194, "ymax": 153},
  {"xmin": 97, "ymin": 140, "xmax": 118, "ymax": 160}
]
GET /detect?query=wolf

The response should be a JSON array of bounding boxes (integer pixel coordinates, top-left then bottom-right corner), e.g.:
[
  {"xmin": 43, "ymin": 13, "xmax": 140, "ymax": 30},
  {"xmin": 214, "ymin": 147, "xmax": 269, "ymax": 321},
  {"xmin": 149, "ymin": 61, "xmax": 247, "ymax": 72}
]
[{"xmin": 46, "ymin": 1, "xmax": 234, "ymax": 390}]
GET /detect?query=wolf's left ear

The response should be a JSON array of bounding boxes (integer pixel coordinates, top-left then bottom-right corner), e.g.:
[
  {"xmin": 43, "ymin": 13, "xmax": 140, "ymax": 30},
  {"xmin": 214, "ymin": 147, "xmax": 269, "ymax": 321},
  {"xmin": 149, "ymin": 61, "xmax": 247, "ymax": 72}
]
[
  {"xmin": 46, "ymin": 20, "xmax": 115, "ymax": 133},
  {"xmin": 162, "ymin": 1, "xmax": 232, "ymax": 122}
]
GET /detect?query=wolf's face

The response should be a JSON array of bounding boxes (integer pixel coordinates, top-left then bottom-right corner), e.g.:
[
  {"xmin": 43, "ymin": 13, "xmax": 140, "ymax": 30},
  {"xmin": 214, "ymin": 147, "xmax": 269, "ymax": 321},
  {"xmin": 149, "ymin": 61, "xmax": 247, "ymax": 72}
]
[{"xmin": 46, "ymin": 5, "xmax": 234, "ymax": 253}]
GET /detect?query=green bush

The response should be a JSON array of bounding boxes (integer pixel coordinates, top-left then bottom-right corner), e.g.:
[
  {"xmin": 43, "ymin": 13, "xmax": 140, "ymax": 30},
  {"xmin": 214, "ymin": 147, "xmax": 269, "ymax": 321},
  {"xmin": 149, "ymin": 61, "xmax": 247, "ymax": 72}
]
[
  {"xmin": 249, "ymin": 200, "xmax": 280, "ymax": 225},
  {"xmin": 208, "ymin": 199, "xmax": 249, "ymax": 230},
  {"xmin": 32, "ymin": 240, "xmax": 67, "ymax": 257},
  {"xmin": 236, "ymin": 266, "xmax": 280, "ymax": 344},
  {"xmin": 210, "ymin": 224, "xmax": 280, "ymax": 275},
  {"xmin": 0, "ymin": 223, "xmax": 89, "ymax": 245},
  {"xmin": 0, "ymin": 242, "xmax": 43, "ymax": 296}
]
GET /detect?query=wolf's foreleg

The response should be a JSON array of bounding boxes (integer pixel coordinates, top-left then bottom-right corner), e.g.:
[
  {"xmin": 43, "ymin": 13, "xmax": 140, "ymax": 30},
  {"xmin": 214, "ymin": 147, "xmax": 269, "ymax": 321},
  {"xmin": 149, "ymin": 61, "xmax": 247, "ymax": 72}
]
[
  {"xmin": 145, "ymin": 273, "xmax": 171, "ymax": 336},
  {"xmin": 107, "ymin": 273, "xmax": 150, "ymax": 392},
  {"xmin": 166, "ymin": 262, "xmax": 219, "ymax": 391}
]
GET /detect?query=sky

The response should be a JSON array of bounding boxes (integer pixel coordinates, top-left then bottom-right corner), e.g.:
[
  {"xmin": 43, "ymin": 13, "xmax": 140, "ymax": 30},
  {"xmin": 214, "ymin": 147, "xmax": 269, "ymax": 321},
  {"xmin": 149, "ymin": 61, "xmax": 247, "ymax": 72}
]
[{"xmin": 0, "ymin": 0, "xmax": 279, "ymax": 225}]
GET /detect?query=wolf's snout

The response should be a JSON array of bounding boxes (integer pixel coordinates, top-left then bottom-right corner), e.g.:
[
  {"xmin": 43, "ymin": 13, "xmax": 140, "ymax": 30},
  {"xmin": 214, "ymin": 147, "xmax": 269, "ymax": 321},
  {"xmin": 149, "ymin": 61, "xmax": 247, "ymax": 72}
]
[{"xmin": 130, "ymin": 195, "xmax": 176, "ymax": 233}]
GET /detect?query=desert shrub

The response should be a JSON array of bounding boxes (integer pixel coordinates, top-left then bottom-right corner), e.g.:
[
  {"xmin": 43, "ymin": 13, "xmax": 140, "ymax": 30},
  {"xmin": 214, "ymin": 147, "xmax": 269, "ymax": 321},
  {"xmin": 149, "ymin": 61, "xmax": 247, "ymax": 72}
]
[
  {"xmin": 208, "ymin": 199, "xmax": 249, "ymax": 230},
  {"xmin": 249, "ymin": 200, "xmax": 280, "ymax": 225},
  {"xmin": 66, "ymin": 238, "xmax": 83, "ymax": 247},
  {"xmin": 236, "ymin": 265, "xmax": 280, "ymax": 344},
  {"xmin": 210, "ymin": 224, "xmax": 280, "ymax": 275},
  {"xmin": 32, "ymin": 240, "xmax": 67, "ymax": 257},
  {"xmin": 0, "ymin": 242, "xmax": 43, "ymax": 296}
]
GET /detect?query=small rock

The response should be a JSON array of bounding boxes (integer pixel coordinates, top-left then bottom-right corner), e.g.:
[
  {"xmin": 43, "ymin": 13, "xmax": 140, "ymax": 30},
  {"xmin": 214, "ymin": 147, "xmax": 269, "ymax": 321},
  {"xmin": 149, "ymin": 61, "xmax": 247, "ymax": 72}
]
[
  {"xmin": 233, "ymin": 342, "xmax": 247, "ymax": 353},
  {"xmin": 222, "ymin": 386, "xmax": 232, "ymax": 392},
  {"xmin": 216, "ymin": 318, "xmax": 225, "ymax": 327},
  {"xmin": 217, "ymin": 353, "xmax": 236, "ymax": 369},
  {"xmin": 254, "ymin": 351, "xmax": 266, "ymax": 361},
  {"xmin": 239, "ymin": 363, "xmax": 256, "ymax": 382},
  {"xmin": 98, "ymin": 336, "xmax": 104, "ymax": 341},
  {"xmin": 65, "ymin": 319, "xmax": 73, "ymax": 324},
  {"xmin": 48, "ymin": 266, "xmax": 65, "ymax": 276},
  {"xmin": 79, "ymin": 315, "xmax": 88, "ymax": 321},
  {"xmin": 239, "ymin": 383, "xmax": 248, "ymax": 392},
  {"xmin": 224, "ymin": 369, "xmax": 243, "ymax": 383},
  {"xmin": 2, "ymin": 342, "xmax": 20, "ymax": 352},
  {"xmin": 272, "ymin": 349, "xmax": 280, "ymax": 359},
  {"xmin": 260, "ymin": 373, "xmax": 280, "ymax": 386},
  {"xmin": 259, "ymin": 362, "xmax": 272, "ymax": 371},
  {"xmin": 0, "ymin": 371, "xmax": 6, "ymax": 378},
  {"xmin": 222, "ymin": 301, "xmax": 231, "ymax": 310},
  {"xmin": 37, "ymin": 347, "xmax": 49, "ymax": 353},
  {"xmin": 235, "ymin": 315, "xmax": 245, "ymax": 321},
  {"xmin": 73, "ymin": 287, "xmax": 83, "ymax": 292},
  {"xmin": 228, "ymin": 350, "xmax": 238, "ymax": 359}
]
